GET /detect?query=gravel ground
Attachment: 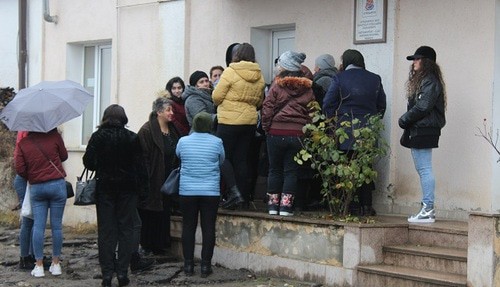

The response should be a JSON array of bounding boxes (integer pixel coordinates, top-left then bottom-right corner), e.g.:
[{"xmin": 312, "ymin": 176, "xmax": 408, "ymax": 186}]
[{"xmin": 0, "ymin": 225, "xmax": 320, "ymax": 287}]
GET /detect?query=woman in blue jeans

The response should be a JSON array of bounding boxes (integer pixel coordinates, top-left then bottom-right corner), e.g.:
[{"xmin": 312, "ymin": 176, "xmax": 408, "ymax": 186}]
[
  {"xmin": 14, "ymin": 174, "xmax": 35, "ymax": 269},
  {"xmin": 15, "ymin": 129, "xmax": 68, "ymax": 278},
  {"xmin": 399, "ymin": 46, "xmax": 446, "ymax": 223}
]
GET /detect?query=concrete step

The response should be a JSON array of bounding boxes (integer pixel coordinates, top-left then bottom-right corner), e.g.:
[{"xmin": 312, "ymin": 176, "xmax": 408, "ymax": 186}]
[
  {"xmin": 408, "ymin": 220, "xmax": 468, "ymax": 249},
  {"xmin": 357, "ymin": 264, "xmax": 467, "ymax": 287},
  {"xmin": 384, "ymin": 244, "xmax": 467, "ymax": 275}
]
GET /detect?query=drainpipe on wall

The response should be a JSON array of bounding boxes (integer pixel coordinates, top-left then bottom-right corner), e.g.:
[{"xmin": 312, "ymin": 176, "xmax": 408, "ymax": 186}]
[
  {"xmin": 18, "ymin": 0, "xmax": 27, "ymax": 90},
  {"xmin": 43, "ymin": 0, "xmax": 58, "ymax": 24}
]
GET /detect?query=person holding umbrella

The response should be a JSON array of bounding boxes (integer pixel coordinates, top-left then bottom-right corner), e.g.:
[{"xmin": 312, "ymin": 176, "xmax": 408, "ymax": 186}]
[{"xmin": 15, "ymin": 128, "xmax": 68, "ymax": 278}]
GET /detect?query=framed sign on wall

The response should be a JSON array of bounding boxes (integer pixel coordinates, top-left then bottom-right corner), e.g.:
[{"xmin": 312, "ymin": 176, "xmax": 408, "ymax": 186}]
[{"xmin": 353, "ymin": 0, "xmax": 387, "ymax": 44}]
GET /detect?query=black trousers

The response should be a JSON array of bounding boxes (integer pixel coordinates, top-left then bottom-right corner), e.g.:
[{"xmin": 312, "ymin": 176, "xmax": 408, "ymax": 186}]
[
  {"xmin": 216, "ymin": 124, "xmax": 255, "ymax": 201},
  {"xmin": 138, "ymin": 196, "xmax": 171, "ymax": 253},
  {"xmin": 96, "ymin": 188, "xmax": 138, "ymax": 278},
  {"xmin": 179, "ymin": 196, "xmax": 219, "ymax": 262}
]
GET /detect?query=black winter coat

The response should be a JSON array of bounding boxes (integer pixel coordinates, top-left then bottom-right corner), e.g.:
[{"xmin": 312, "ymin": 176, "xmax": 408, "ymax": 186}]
[
  {"xmin": 137, "ymin": 112, "xmax": 180, "ymax": 211},
  {"xmin": 83, "ymin": 125, "xmax": 148, "ymax": 197}
]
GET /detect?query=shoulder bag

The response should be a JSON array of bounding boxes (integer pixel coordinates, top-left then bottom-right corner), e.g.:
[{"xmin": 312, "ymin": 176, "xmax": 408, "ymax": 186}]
[
  {"xmin": 160, "ymin": 167, "xmax": 180, "ymax": 196},
  {"xmin": 74, "ymin": 168, "xmax": 96, "ymax": 205}
]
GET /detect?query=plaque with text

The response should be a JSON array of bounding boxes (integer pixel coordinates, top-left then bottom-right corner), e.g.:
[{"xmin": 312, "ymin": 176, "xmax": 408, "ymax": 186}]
[{"xmin": 354, "ymin": 0, "xmax": 387, "ymax": 44}]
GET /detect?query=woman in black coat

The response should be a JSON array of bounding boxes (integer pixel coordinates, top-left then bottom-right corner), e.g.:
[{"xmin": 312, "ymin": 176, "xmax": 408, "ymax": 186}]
[
  {"xmin": 83, "ymin": 104, "xmax": 147, "ymax": 287},
  {"xmin": 137, "ymin": 97, "xmax": 180, "ymax": 255}
]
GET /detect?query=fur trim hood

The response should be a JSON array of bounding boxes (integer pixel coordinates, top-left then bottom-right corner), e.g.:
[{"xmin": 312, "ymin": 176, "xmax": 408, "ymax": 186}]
[{"xmin": 274, "ymin": 76, "xmax": 313, "ymax": 97}]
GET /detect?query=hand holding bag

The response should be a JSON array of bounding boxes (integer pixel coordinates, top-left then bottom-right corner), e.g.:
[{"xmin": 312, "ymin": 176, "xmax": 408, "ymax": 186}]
[
  {"xmin": 20, "ymin": 184, "xmax": 33, "ymax": 219},
  {"xmin": 160, "ymin": 167, "xmax": 180, "ymax": 196},
  {"xmin": 74, "ymin": 168, "xmax": 96, "ymax": 205}
]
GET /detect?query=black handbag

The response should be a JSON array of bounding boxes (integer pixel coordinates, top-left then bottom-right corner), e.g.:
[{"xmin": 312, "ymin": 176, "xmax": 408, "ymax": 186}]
[
  {"xmin": 74, "ymin": 168, "xmax": 96, "ymax": 205},
  {"xmin": 160, "ymin": 167, "xmax": 180, "ymax": 196}
]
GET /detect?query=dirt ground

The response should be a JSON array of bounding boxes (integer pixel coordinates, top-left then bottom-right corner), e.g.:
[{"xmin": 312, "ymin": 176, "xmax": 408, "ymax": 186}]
[{"xmin": 0, "ymin": 225, "xmax": 321, "ymax": 287}]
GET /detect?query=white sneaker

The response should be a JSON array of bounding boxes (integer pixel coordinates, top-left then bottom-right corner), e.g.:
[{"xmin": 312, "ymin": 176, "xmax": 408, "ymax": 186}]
[
  {"xmin": 408, "ymin": 204, "xmax": 435, "ymax": 223},
  {"xmin": 49, "ymin": 263, "xmax": 62, "ymax": 276},
  {"xmin": 31, "ymin": 265, "xmax": 45, "ymax": 277}
]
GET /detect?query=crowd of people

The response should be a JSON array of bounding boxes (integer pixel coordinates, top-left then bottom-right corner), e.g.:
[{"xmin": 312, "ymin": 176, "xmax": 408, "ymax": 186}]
[{"xmin": 12, "ymin": 43, "xmax": 446, "ymax": 286}]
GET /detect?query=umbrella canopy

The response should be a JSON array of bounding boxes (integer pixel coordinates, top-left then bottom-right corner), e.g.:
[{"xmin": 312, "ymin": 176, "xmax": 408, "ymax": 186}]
[{"xmin": 0, "ymin": 80, "xmax": 93, "ymax": 132}]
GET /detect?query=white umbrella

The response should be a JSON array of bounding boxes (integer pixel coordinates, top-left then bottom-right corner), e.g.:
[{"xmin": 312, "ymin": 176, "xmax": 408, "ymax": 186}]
[{"xmin": 0, "ymin": 80, "xmax": 93, "ymax": 132}]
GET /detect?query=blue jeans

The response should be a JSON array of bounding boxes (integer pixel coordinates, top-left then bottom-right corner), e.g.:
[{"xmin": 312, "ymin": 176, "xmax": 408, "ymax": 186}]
[
  {"xmin": 266, "ymin": 135, "xmax": 302, "ymax": 194},
  {"xmin": 411, "ymin": 148, "xmax": 435, "ymax": 209},
  {"xmin": 14, "ymin": 174, "xmax": 33, "ymax": 257},
  {"xmin": 30, "ymin": 178, "xmax": 66, "ymax": 260}
]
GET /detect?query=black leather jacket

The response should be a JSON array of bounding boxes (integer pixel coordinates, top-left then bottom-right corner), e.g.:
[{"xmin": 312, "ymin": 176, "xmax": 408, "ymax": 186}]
[{"xmin": 398, "ymin": 75, "xmax": 445, "ymax": 137}]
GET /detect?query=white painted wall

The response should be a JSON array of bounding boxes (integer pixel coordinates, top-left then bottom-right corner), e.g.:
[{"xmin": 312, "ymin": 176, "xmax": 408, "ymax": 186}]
[
  {"xmin": 3, "ymin": 0, "xmax": 499, "ymax": 223},
  {"xmin": 0, "ymin": 0, "xmax": 19, "ymax": 89}
]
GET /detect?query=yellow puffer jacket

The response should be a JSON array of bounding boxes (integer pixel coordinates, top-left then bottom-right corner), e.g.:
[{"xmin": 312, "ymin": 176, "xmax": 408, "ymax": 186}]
[{"xmin": 212, "ymin": 61, "xmax": 265, "ymax": 125}]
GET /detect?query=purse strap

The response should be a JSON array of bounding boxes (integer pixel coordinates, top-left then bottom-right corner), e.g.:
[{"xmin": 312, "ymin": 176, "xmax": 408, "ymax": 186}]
[
  {"xmin": 79, "ymin": 168, "xmax": 95, "ymax": 181},
  {"xmin": 29, "ymin": 137, "xmax": 65, "ymax": 178}
]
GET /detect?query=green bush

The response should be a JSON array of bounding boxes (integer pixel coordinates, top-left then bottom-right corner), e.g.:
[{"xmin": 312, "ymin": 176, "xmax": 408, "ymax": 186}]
[{"xmin": 295, "ymin": 101, "xmax": 388, "ymax": 217}]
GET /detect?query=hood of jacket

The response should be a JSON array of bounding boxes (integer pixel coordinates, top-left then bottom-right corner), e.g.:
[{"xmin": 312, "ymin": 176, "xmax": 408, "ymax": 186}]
[
  {"xmin": 229, "ymin": 61, "xmax": 263, "ymax": 83},
  {"xmin": 181, "ymin": 85, "xmax": 212, "ymax": 101},
  {"xmin": 274, "ymin": 76, "xmax": 313, "ymax": 97},
  {"xmin": 313, "ymin": 67, "xmax": 338, "ymax": 82}
]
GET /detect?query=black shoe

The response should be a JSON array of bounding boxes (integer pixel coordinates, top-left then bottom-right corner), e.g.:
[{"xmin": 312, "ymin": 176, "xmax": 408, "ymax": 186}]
[
  {"xmin": 130, "ymin": 252, "xmax": 154, "ymax": 274},
  {"xmin": 101, "ymin": 278, "xmax": 111, "ymax": 287},
  {"xmin": 221, "ymin": 186, "xmax": 244, "ymax": 209},
  {"xmin": 200, "ymin": 260, "xmax": 212, "ymax": 278},
  {"xmin": 361, "ymin": 205, "xmax": 377, "ymax": 216},
  {"xmin": 19, "ymin": 256, "xmax": 35, "ymax": 270},
  {"xmin": 183, "ymin": 260, "xmax": 194, "ymax": 276},
  {"xmin": 117, "ymin": 275, "xmax": 130, "ymax": 287}
]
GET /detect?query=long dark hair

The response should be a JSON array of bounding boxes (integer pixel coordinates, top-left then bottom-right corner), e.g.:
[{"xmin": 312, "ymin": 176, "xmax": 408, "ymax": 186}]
[
  {"xmin": 406, "ymin": 58, "xmax": 447, "ymax": 107},
  {"xmin": 99, "ymin": 104, "xmax": 128, "ymax": 128},
  {"xmin": 165, "ymin": 77, "xmax": 185, "ymax": 94}
]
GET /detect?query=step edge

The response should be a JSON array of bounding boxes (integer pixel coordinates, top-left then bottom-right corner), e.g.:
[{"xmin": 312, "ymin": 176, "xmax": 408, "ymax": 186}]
[
  {"xmin": 383, "ymin": 245, "xmax": 467, "ymax": 261},
  {"xmin": 357, "ymin": 265, "xmax": 467, "ymax": 286}
]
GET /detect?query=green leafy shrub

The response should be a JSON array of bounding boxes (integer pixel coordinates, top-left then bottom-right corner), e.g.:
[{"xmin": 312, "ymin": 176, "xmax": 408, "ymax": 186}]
[{"xmin": 294, "ymin": 101, "xmax": 388, "ymax": 217}]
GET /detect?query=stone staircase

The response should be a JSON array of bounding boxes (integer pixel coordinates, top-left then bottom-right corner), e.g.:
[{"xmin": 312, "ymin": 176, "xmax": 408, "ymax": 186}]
[{"xmin": 357, "ymin": 220, "xmax": 468, "ymax": 287}]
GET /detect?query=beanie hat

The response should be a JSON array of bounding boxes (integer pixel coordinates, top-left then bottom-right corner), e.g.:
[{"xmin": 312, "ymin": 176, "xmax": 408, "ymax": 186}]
[
  {"xmin": 189, "ymin": 70, "xmax": 209, "ymax": 86},
  {"xmin": 192, "ymin": 112, "xmax": 213, "ymax": 133},
  {"xmin": 315, "ymin": 54, "xmax": 336, "ymax": 70},
  {"xmin": 406, "ymin": 46, "xmax": 437, "ymax": 62},
  {"xmin": 278, "ymin": 51, "xmax": 306, "ymax": 72}
]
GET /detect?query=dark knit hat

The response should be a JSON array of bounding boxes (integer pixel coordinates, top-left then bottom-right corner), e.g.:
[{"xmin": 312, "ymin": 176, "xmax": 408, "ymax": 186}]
[
  {"xmin": 192, "ymin": 112, "xmax": 213, "ymax": 133},
  {"xmin": 278, "ymin": 51, "xmax": 306, "ymax": 72},
  {"xmin": 406, "ymin": 46, "xmax": 437, "ymax": 62},
  {"xmin": 189, "ymin": 70, "xmax": 209, "ymax": 86}
]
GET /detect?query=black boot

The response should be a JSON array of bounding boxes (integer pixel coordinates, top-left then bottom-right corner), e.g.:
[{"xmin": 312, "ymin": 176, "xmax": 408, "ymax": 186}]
[
  {"xmin": 200, "ymin": 260, "xmax": 212, "ymax": 278},
  {"xmin": 361, "ymin": 205, "xmax": 377, "ymax": 216},
  {"xmin": 19, "ymin": 256, "xmax": 35, "ymax": 270},
  {"xmin": 117, "ymin": 274, "xmax": 130, "ymax": 287},
  {"xmin": 101, "ymin": 277, "xmax": 112, "ymax": 287},
  {"xmin": 183, "ymin": 260, "xmax": 194, "ymax": 276},
  {"xmin": 221, "ymin": 186, "xmax": 244, "ymax": 209},
  {"xmin": 130, "ymin": 252, "xmax": 154, "ymax": 274}
]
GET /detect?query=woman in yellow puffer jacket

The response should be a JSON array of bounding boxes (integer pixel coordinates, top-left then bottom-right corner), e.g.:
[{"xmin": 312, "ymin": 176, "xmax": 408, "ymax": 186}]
[{"xmin": 212, "ymin": 43, "xmax": 265, "ymax": 207}]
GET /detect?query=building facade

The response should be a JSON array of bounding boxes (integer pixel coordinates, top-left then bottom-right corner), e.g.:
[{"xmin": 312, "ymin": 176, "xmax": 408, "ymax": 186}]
[{"xmin": 1, "ymin": 0, "xmax": 500, "ymax": 225}]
